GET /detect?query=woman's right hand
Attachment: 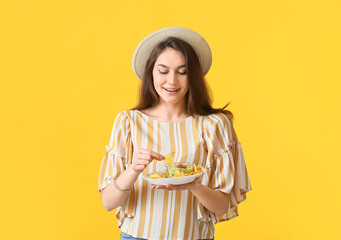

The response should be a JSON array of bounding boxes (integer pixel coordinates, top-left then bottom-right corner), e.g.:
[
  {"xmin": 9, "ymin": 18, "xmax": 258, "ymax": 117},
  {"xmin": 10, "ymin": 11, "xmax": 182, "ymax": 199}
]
[{"xmin": 130, "ymin": 148, "xmax": 165, "ymax": 173}]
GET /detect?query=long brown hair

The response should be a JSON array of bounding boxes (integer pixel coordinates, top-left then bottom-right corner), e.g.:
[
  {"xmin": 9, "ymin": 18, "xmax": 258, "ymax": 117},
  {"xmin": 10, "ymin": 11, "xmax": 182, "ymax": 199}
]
[{"xmin": 132, "ymin": 37, "xmax": 234, "ymax": 122}]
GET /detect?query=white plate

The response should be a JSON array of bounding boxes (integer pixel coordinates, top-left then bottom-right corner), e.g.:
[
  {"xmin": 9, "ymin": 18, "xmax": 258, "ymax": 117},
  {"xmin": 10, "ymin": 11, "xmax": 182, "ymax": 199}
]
[{"xmin": 142, "ymin": 169, "xmax": 206, "ymax": 186}]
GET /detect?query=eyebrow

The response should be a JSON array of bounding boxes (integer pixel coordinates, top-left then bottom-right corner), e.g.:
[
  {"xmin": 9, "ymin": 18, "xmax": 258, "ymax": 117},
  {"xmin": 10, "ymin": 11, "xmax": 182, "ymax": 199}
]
[{"xmin": 157, "ymin": 64, "xmax": 186, "ymax": 69}]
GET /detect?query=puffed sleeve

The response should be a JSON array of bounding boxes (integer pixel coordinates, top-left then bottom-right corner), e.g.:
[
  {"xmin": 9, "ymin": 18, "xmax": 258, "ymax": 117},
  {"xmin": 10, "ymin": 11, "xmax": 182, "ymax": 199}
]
[
  {"xmin": 198, "ymin": 113, "xmax": 252, "ymax": 223},
  {"xmin": 98, "ymin": 111, "xmax": 133, "ymax": 193}
]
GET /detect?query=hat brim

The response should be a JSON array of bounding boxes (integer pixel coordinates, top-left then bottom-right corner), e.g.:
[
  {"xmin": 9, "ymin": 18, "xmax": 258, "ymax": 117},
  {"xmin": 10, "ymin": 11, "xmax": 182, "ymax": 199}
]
[{"xmin": 132, "ymin": 27, "xmax": 212, "ymax": 80}]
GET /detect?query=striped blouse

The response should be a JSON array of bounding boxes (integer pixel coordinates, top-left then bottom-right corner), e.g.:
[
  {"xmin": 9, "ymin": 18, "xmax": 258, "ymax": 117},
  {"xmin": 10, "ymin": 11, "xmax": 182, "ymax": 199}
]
[{"xmin": 98, "ymin": 109, "xmax": 252, "ymax": 240}]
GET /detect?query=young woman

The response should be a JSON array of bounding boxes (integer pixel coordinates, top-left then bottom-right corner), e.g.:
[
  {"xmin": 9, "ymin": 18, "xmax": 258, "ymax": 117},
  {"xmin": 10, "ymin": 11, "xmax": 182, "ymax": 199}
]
[{"xmin": 98, "ymin": 27, "xmax": 252, "ymax": 240}]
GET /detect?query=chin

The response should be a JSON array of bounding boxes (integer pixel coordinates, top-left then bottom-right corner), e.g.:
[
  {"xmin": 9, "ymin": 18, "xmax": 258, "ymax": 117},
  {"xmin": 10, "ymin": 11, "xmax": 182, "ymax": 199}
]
[
  {"xmin": 162, "ymin": 99, "xmax": 180, "ymax": 104},
  {"xmin": 157, "ymin": 91, "xmax": 187, "ymax": 104},
  {"xmin": 160, "ymin": 97, "xmax": 181, "ymax": 104}
]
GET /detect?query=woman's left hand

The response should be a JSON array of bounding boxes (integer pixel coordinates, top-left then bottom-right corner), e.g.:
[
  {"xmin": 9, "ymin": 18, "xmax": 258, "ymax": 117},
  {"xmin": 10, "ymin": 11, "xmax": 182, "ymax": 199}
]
[{"xmin": 151, "ymin": 177, "xmax": 201, "ymax": 191}]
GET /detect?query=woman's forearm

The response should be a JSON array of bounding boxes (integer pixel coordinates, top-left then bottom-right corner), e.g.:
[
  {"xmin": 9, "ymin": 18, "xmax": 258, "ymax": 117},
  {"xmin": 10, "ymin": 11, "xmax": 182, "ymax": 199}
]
[
  {"xmin": 101, "ymin": 165, "xmax": 139, "ymax": 211},
  {"xmin": 190, "ymin": 183, "xmax": 230, "ymax": 216},
  {"xmin": 101, "ymin": 149, "xmax": 164, "ymax": 211}
]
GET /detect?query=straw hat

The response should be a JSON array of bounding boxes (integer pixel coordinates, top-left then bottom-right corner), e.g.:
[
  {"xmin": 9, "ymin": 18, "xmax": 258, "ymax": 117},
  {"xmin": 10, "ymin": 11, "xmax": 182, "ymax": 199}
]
[{"xmin": 132, "ymin": 26, "xmax": 212, "ymax": 80}]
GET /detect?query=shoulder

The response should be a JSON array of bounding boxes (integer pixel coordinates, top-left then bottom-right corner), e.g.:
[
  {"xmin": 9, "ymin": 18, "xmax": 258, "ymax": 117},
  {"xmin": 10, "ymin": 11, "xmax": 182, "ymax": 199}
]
[
  {"xmin": 113, "ymin": 110, "xmax": 133, "ymax": 130},
  {"xmin": 203, "ymin": 113, "xmax": 238, "ymax": 151},
  {"xmin": 204, "ymin": 112, "xmax": 233, "ymax": 131},
  {"xmin": 113, "ymin": 110, "xmax": 127, "ymax": 122},
  {"xmin": 115, "ymin": 110, "xmax": 135, "ymax": 120}
]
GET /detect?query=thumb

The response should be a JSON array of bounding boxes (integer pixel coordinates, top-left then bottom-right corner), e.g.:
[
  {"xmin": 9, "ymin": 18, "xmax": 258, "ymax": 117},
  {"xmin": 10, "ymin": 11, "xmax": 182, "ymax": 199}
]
[{"xmin": 194, "ymin": 177, "xmax": 201, "ymax": 183}]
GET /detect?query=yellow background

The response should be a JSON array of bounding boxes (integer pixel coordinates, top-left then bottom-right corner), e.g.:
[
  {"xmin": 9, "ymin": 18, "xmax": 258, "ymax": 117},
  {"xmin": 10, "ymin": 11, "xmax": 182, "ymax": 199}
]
[{"xmin": 1, "ymin": 0, "xmax": 340, "ymax": 239}]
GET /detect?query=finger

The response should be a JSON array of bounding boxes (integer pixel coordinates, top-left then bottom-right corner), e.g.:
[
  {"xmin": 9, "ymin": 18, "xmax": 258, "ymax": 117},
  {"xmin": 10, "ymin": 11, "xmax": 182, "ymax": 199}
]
[
  {"xmin": 136, "ymin": 152, "xmax": 160, "ymax": 162},
  {"xmin": 133, "ymin": 149, "xmax": 152, "ymax": 160},
  {"xmin": 137, "ymin": 153, "xmax": 155, "ymax": 161},
  {"xmin": 139, "ymin": 149, "xmax": 164, "ymax": 160},
  {"xmin": 135, "ymin": 163, "xmax": 149, "ymax": 169},
  {"xmin": 134, "ymin": 152, "xmax": 149, "ymax": 160},
  {"xmin": 166, "ymin": 184, "xmax": 177, "ymax": 190},
  {"xmin": 134, "ymin": 159, "xmax": 150, "ymax": 165}
]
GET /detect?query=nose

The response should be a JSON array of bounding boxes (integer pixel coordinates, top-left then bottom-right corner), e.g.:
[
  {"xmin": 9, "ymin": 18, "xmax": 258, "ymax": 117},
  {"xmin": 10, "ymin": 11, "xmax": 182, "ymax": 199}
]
[{"xmin": 167, "ymin": 71, "xmax": 177, "ymax": 85}]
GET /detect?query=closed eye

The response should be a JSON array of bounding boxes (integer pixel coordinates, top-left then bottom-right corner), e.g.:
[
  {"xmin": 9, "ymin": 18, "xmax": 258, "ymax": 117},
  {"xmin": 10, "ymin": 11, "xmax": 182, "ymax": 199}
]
[{"xmin": 159, "ymin": 70, "xmax": 186, "ymax": 75}]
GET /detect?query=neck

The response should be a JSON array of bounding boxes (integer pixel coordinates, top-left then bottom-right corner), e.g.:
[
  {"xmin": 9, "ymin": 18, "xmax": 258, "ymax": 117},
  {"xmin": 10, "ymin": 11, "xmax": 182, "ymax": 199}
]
[{"xmin": 153, "ymin": 100, "xmax": 189, "ymax": 122}]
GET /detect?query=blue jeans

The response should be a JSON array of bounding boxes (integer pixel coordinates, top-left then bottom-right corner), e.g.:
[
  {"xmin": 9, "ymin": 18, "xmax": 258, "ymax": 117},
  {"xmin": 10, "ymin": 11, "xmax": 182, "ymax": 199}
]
[
  {"xmin": 120, "ymin": 231, "xmax": 147, "ymax": 240},
  {"xmin": 120, "ymin": 231, "xmax": 214, "ymax": 240}
]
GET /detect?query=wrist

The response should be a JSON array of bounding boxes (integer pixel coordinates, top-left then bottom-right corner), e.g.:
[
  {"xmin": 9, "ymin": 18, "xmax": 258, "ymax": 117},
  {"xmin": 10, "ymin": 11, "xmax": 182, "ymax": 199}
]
[
  {"xmin": 114, "ymin": 179, "xmax": 132, "ymax": 192},
  {"xmin": 190, "ymin": 180, "xmax": 203, "ymax": 192},
  {"xmin": 114, "ymin": 166, "xmax": 139, "ymax": 191},
  {"xmin": 126, "ymin": 164, "xmax": 141, "ymax": 177}
]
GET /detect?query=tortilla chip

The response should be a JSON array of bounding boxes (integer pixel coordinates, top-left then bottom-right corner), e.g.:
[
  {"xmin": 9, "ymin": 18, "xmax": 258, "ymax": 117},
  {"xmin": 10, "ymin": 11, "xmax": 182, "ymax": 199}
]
[
  {"xmin": 163, "ymin": 152, "xmax": 175, "ymax": 167},
  {"xmin": 161, "ymin": 172, "xmax": 168, "ymax": 178},
  {"xmin": 150, "ymin": 173, "xmax": 162, "ymax": 179},
  {"xmin": 175, "ymin": 169, "xmax": 188, "ymax": 177},
  {"xmin": 193, "ymin": 163, "xmax": 197, "ymax": 172},
  {"xmin": 174, "ymin": 169, "xmax": 180, "ymax": 176}
]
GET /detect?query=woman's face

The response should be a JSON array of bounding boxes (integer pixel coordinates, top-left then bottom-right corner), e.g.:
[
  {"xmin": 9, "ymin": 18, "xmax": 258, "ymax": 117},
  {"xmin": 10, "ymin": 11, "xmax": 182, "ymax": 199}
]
[{"xmin": 152, "ymin": 48, "xmax": 189, "ymax": 106}]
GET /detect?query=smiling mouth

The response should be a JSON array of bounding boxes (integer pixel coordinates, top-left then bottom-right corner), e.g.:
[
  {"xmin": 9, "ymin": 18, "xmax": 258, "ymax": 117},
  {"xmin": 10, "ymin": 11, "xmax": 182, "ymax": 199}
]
[{"xmin": 163, "ymin": 87, "xmax": 180, "ymax": 92}]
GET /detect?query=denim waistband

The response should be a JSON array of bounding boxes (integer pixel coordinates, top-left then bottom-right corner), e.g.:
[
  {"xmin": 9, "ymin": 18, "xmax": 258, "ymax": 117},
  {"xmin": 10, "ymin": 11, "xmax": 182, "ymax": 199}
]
[{"xmin": 120, "ymin": 231, "xmax": 214, "ymax": 240}]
